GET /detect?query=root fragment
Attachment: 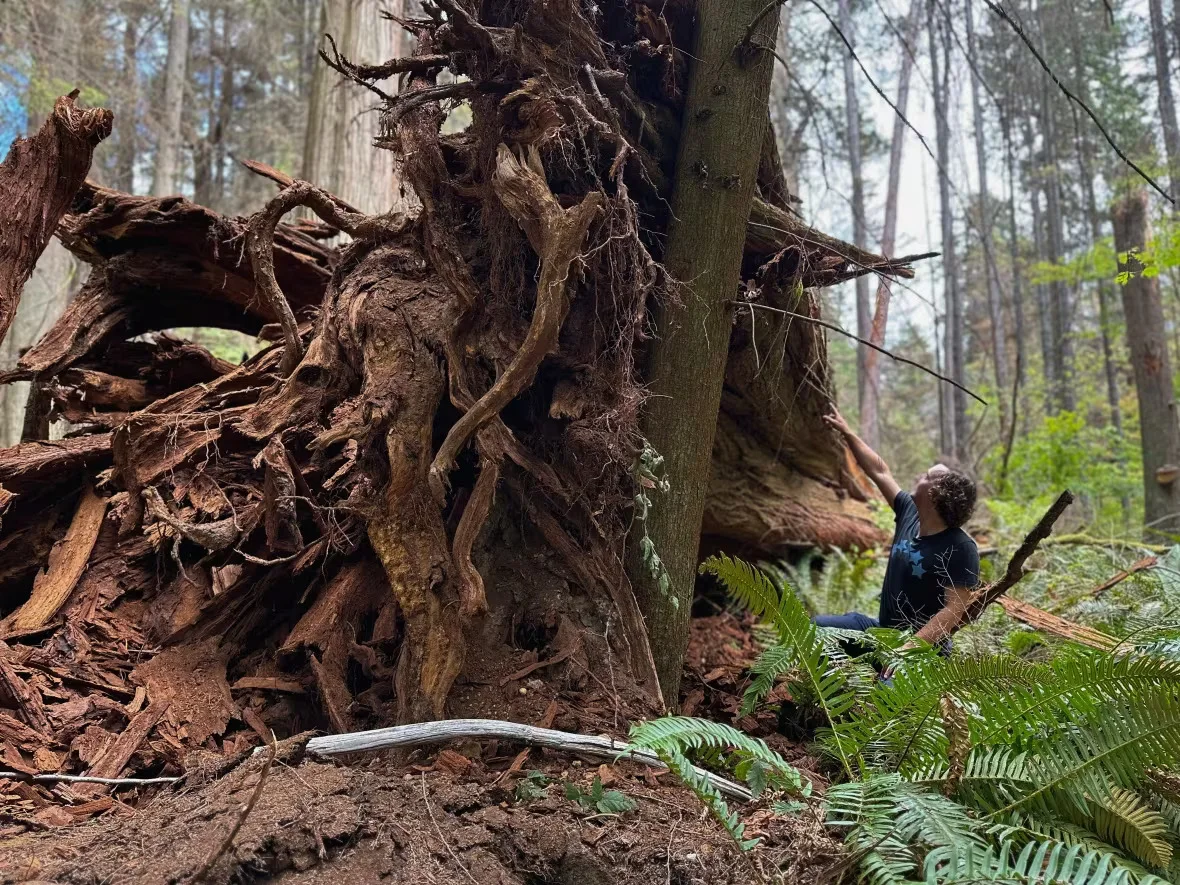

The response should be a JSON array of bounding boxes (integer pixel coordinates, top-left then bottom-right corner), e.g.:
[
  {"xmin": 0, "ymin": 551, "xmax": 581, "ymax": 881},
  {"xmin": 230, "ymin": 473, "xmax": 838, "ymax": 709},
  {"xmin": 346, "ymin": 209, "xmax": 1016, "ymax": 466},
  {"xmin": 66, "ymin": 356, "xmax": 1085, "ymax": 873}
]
[
  {"xmin": 453, "ymin": 457, "xmax": 499, "ymax": 618},
  {"xmin": 245, "ymin": 180, "xmax": 402, "ymax": 374}
]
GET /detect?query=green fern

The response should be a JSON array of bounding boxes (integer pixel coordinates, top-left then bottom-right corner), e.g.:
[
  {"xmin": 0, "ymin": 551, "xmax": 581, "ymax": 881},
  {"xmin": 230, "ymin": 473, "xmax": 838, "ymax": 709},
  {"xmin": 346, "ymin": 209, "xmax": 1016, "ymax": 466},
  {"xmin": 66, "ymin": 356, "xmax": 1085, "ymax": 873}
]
[
  {"xmin": 700, "ymin": 553, "xmax": 858, "ymax": 776},
  {"xmin": 1090, "ymin": 788, "xmax": 1174, "ymax": 870},
  {"xmin": 646, "ymin": 554, "xmax": 1180, "ymax": 883},
  {"xmin": 627, "ymin": 716, "xmax": 809, "ymax": 850},
  {"xmin": 925, "ymin": 839, "xmax": 1168, "ymax": 884}
]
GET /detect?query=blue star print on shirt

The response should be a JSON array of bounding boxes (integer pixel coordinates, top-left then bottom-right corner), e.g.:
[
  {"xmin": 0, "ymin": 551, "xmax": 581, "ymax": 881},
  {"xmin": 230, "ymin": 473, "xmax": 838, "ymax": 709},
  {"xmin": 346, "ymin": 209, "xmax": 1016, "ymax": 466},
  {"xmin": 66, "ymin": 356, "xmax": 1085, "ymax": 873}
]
[{"xmin": 894, "ymin": 538, "xmax": 926, "ymax": 578}]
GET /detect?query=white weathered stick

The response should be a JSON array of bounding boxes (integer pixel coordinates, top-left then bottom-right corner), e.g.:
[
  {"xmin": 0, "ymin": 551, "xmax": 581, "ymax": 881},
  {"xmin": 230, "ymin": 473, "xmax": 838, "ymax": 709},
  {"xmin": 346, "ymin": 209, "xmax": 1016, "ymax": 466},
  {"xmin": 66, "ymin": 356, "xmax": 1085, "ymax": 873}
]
[
  {"xmin": 303, "ymin": 718, "xmax": 754, "ymax": 802},
  {"xmin": 0, "ymin": 771, "xmax": 182, "ymax": 786}
]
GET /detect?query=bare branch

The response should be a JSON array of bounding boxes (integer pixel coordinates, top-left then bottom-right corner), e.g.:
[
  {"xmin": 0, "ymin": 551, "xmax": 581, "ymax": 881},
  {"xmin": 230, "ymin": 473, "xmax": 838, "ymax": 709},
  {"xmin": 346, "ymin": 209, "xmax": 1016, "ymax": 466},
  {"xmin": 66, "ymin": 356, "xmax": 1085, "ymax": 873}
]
[{"xmin": 733, "ymin": 301, "xmax": 989, "ymax": 405}]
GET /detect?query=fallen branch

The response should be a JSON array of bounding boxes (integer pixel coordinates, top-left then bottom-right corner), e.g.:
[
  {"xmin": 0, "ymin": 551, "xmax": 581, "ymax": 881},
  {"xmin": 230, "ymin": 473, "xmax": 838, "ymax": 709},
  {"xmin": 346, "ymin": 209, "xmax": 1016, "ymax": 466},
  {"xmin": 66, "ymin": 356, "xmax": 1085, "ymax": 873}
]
[
  {"xmin": 0, "ymin": 771, "xmax": 181, "ymax": 786},
  {"xmin": 301, "ymin": 718, "xmax": 754, "ymax": 802},
  {"xmin": 1093, "ymin": 555, "xmax": 1159, "ymax": 598},
  {"xmin": 962, "ymin": 490, "xmax": 1075, "ymax": 626},
  {"xmin": 735, "ymin": 301, "xmax": 987, "ymax": 405}
]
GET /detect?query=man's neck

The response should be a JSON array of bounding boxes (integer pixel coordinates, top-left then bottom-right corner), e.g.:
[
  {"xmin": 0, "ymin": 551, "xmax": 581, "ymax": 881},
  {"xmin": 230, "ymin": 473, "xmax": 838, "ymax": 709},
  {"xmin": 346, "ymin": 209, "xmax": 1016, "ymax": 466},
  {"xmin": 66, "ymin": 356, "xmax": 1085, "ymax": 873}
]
[{"xmin": 917, "ymin": 504, "xmax": 948, "ymax": 537}]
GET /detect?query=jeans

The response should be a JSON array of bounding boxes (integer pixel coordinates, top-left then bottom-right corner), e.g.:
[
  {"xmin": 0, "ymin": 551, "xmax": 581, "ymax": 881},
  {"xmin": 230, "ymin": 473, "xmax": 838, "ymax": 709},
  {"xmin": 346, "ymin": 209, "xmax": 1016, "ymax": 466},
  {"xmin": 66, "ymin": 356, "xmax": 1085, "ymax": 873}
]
[
  {"xmin": 812, "ymin": 612, "xmax": 879, "ymax": 658},
  {"xmin": 812, "ymin": 612, "xmax": 879, "ymax": 631}
]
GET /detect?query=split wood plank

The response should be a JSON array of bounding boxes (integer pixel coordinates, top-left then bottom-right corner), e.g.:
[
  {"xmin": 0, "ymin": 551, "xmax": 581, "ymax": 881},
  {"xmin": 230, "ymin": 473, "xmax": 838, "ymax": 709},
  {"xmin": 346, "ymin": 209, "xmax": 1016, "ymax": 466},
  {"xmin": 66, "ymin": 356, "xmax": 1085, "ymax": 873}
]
[
  {"xmin": 0, "ymin": 92, "xmax": 112, "ymax": 345},
  {"xmin": 4, "ymin": 485, "xmax": 107, "ymax": 634}
]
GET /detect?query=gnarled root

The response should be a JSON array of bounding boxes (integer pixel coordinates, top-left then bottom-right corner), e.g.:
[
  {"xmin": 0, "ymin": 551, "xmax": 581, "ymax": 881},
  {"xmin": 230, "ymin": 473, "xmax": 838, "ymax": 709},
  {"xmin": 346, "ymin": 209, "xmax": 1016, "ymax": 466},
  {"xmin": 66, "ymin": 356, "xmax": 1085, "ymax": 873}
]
[
  {"xmin": 452, "ymin": 457, "xmax": 500, "ymax": 619},
  {"xmin": 245, "ymin": 180, "xmax": 403, "ymax": 374},
  {"xmin": 369, "ymin": 432, "xmax": 464, "ymax": 723},
  {"xmin": 427, "ymin": 145, "xmax": 604, "ymax": 501}
]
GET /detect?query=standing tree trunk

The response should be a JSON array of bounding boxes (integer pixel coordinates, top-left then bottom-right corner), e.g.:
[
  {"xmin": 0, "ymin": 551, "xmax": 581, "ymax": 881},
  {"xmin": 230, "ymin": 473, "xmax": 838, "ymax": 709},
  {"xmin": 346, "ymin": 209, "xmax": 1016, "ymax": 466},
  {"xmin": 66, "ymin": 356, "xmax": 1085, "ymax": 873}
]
[
  {"xmin": 1148, "ymin": 0, "xmax": 1180, "ymax": 202},
  {"xmin": 863, "ymin": 0, "xmax": 921, "ymax": 450},
  {"xmin": 837, "ymin": 0, "xmax": 871, "ymax": 443},
  {"xmin": 113, "ymin": 6, "xmax": 140, "ymax": 193},
  {"xmin": 1063, "ymin": 1, "xmax": 1121, "ymax": 430},
  {"xmin": 1113, "ymin": 190, "xmax": 1180, "ymax": 536},
  {"xmin": 965, "ymin": 0, "xmax": 1008, "ymax": 432},
  {"xmin": 1036, "ymin": 72, "xmax": 1073, "ymax": 413},
  {"xmin": 152, "ymin": 0, "xmax": 191, "ymax": 197},
  {"xmin": 301, "ymin": 0, "xmax": 398, "ymax": 214},
  {"xmin": 1002, "ymin": 105, "xmax": 1025, "ymax": 391},
  {"xmin": 929, "ymin": 4, "xmax": 965, "ymax": 459},
  {"xmin": 632, "ymin": 0, "xmax": 780, "ymax": 702}
]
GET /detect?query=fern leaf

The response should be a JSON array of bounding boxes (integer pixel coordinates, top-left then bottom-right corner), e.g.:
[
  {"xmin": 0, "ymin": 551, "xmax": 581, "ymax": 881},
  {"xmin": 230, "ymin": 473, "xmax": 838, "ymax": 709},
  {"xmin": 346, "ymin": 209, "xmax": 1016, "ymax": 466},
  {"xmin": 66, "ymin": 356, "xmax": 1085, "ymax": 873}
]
[
  {"xmin": 989, "ymin": 690, "xmax": 1180, "ymax": 820},
  {"xmin": 701, "ymin": 554, "xmax": 857, "ymax": 777},
  {"xmin": 926, "ymin": 838, "xmax": 1163, "ymax": 884},
  {"xmin": 1090, "ymin": 788, "xmax": 1173, "ymax": 869}
]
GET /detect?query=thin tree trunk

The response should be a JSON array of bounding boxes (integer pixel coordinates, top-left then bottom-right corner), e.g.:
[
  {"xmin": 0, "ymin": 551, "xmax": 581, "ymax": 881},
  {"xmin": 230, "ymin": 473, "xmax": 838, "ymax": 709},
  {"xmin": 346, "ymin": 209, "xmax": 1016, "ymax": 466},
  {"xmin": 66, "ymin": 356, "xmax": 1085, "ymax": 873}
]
[
  {"xmin": 114, "ymin": 7, "xmax": 139, "ymax": 193},
  {"xmin": 301, "ymin": 0, "xmax": 398, "ymax": 215},
  {"xmin": 929, "ymin": 3, "xmax": 965, "ymax": 459},
  {"xmin": 213, "ymin": 4, "xmax": 234, "ymax": 208},
  {"xmin": 965, "ymin": 0, "xmax": 1008, "ymax": 433},
  {"xmin": 152, "ymin": 0, "xmax": 191, "ymax": 197},
  {"xmin": 1112, "ymin": 190, "xmax": 1180, "ymax": 536},
  {"xmin": 863, "ymin": 0, "xmax": 920, "ymax": 451},
  {"xmin": 1148, "ymin": 0, "xmax": 1180, "ymax": 201},
  {"xmin": 838, "ymin": 0, "xmax": 871, "ymax": 442},
  {"xmin": 631, "ymin": 0, "xmax": 779, "ymax": 703},
  {"xmin": 1002, "ymin": 106, "xmax": 1025, "ymax": 391},
  {"xmin": 1037, "ymin": 67, "xmax": 1073, "ymax": 413}
]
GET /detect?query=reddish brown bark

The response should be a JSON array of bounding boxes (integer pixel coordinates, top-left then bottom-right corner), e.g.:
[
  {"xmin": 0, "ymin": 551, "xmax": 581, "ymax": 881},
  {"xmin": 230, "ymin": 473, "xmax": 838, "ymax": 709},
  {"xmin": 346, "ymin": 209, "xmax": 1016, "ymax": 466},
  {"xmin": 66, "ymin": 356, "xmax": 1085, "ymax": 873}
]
[
  {"xmin": 0, "ymin": 93, "xmax": 112, "ymax": 347},
  {"xmin": 0, "ymin": 16, "xmax": 920, "ymax": 796}
]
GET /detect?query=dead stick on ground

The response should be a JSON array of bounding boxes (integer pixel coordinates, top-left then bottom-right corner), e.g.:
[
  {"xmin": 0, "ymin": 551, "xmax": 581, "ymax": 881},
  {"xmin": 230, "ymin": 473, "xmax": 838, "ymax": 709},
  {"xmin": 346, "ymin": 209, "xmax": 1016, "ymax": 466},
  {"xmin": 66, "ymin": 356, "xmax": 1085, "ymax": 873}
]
[
  {"xmin": 1093, "ymin": 555, "xmax": 1159, "ymax": 598},
  {"xmin": 192, "ymin": 730, "xmax": 277, "ymax": 882},
  {"xmin": 296, "ymin": 719, "xmax": 752, "ymax": 801},
  {"xmin": 957, "ymin": 490, "xmax": 1075, "ymax": 630},
  {"xmin": 422, "ymin": 772, "xmax": 479, "ymax": 885}
]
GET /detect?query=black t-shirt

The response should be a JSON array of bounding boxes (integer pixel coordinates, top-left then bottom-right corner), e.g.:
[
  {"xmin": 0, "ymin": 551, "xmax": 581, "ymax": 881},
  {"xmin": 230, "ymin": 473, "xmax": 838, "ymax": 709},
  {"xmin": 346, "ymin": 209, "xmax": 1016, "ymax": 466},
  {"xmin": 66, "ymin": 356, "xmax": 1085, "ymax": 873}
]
[{"xmin": 878, "ymin": 491, "xmax": 979, "ymax": 631}]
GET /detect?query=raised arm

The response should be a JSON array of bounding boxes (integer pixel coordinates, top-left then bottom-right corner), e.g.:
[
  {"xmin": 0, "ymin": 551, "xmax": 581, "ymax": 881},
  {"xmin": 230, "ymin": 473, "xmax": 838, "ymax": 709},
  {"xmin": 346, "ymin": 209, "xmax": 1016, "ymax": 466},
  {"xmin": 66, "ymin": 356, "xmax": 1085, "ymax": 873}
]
[{"xmin": 824, "ymin": 408, "xmax": 901, "ymax": 505}]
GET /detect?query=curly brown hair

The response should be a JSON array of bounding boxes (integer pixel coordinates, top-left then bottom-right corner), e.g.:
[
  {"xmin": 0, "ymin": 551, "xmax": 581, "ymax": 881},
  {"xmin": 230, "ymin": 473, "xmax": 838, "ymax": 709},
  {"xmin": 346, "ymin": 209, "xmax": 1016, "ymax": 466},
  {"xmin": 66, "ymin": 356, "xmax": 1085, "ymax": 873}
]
[{"xmin": 929, "ymin": 468, "xmax": 977, "ymax": 529}]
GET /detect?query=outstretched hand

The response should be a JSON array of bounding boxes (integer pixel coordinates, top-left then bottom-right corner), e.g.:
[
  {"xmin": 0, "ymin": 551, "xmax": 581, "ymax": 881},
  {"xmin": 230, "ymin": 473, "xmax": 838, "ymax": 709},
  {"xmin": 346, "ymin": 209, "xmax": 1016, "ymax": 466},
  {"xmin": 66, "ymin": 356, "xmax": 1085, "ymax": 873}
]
[{"xmin": 823, "ymin": 408, "xmax": 852, "ymax": 437}]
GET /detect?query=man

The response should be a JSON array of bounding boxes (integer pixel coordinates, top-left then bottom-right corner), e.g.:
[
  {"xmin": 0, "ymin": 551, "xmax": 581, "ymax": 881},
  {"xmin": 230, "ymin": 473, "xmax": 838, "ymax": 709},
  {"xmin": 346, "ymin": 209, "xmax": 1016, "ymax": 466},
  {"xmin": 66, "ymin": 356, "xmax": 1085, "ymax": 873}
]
[{"xmin": 818, "ymin": 409, "xmax": 979, "ymax": 650}]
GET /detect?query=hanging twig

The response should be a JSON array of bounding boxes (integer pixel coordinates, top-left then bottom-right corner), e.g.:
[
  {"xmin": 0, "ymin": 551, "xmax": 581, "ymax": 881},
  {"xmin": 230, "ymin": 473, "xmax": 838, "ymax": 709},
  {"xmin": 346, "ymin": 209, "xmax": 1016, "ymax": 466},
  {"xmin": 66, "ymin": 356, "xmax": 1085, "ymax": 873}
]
[
  {"xmin": 982, "ymin": 0, "xmax": 1174, "ymax": 204},
  {"xmin": 732, "ymin": 301, "xmax": 988, "ymax": 405}
]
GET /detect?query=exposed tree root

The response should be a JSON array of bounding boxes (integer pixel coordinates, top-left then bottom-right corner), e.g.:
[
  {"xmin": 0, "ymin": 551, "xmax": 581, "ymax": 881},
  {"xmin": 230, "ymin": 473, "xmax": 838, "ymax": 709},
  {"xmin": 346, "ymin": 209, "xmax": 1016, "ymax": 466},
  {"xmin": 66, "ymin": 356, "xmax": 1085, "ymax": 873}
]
[{"xmin": 0, "ymin": 1, "xmax": 927, "ymax": 807}]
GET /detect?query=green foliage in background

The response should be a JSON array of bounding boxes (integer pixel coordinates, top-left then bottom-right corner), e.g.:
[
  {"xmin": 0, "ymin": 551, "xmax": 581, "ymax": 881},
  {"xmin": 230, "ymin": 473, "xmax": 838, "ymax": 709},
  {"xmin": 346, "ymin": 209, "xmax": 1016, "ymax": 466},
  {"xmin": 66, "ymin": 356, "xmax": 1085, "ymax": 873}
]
[{"xmin": 633, "ymin": 554, "xmax": 1180, "ymax": 883}]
